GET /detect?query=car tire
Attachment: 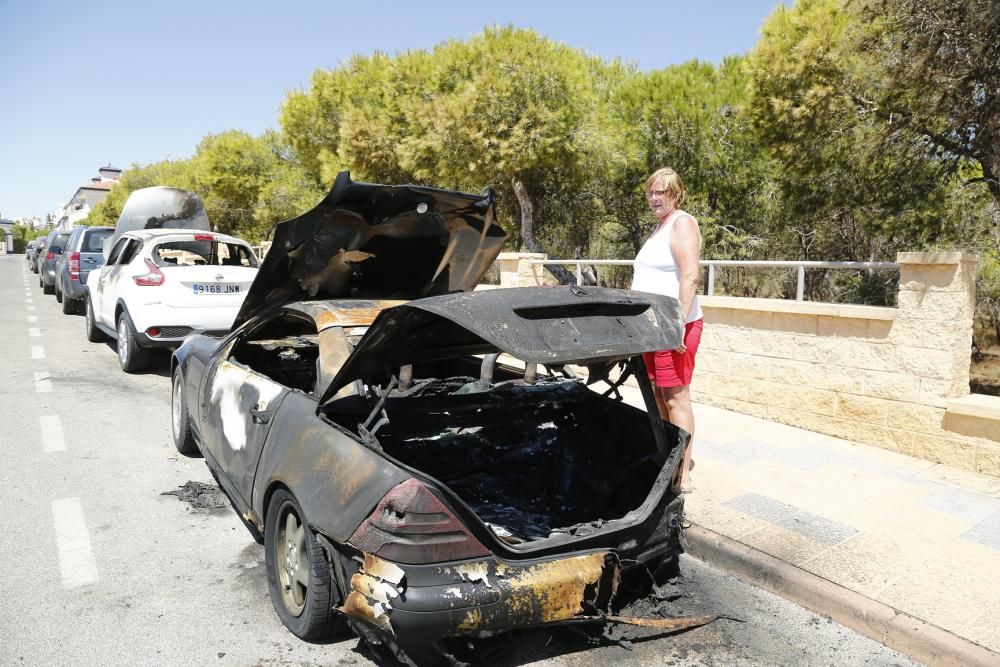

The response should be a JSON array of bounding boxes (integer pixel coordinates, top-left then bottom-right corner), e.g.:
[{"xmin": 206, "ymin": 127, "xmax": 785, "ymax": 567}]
[
  {"xmin": 85, "ymin": 297, "xmax": 106, "ymax": 342},
  {"xmin": 61, "ymin": 294, "xmax": 77, "ymax": 315},
  {"xmin": 171, "ymin": 368, "xmax": 199, "ymax": 457},
  {"xmin": 55, "ymin": 285, "xmax": 63, "ymax": 303},
  {"xmin": 117, "ymin": 311, "xmax": 150, "ymax": 373},
  {"xmin": 42, "ymin": 278, "xmax": 54, "ymax": 295},
  {"xmin": 264, "ymin": 489, "xmax": 343, "ymax": 641}
]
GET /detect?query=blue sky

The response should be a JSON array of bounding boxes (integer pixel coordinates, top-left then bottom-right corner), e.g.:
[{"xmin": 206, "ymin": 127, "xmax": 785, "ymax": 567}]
[{"xmin": 0, "ymin": 0, "xmax": 785, "ymax": 220}]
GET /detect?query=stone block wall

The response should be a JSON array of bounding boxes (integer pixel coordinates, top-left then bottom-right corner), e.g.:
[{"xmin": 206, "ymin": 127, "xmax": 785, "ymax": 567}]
[{"xmin": 690, "ymin": 252, "xmax": 1000, "ymax": 476}]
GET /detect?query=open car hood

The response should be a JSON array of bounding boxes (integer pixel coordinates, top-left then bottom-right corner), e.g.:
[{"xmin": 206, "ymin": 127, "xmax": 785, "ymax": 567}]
[
  {"xmin": 319, "ymin": 286, "xmax": 685, "ymax": 404},
  {"xmin": 233, "ymin": 172, "xmax": 507, "ymax": 328},
  {"xmin": 104, "ymin": 186, "xmax": 210, "ymax": 258}
]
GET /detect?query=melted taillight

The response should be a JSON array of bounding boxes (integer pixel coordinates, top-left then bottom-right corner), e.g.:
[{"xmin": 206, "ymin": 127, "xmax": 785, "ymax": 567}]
[
  {"xmin": 349, "ymin": 478, "xmax": 490, "ymax": 564},
  {"xmin": 132, "ymin": 258, "xmax": 165, "ymax": 286},
  {"xmin": 68, "ymin": 252, "xmax": 80, "ymax": 279}
]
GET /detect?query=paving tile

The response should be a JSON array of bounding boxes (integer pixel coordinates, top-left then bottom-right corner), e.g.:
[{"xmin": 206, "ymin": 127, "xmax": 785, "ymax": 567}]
[
  {"xmin": 916, "ymin": 465, "xmax": 1000, "ymax": 498},
  {"xmin": 877, "ymin": 565, "xmax": 994, "ymax": 633},
  {"xmin": 962, "ymin": 512, "xmax": 1000, "ymax": 551},
  {"xmin": 686, "ymin": 502, "xmax": 772, "ymax": 540},
  {"xmin": 766, "ymin": 447, "xmax": 828, "ymax": 470},
  {"xmin": 774, "ymin": 510, "xmax": 859, "ymax": 546},
  {"xmin": 697, "ymin": 439, "xmax": 778, "ymax": 465},
  {"xmin": 738, "ymin": 524, "xmax": 831, "ymax": 566},
  {"xmin": 800, "ymin": 533, "xmax": 906, "ymax": 595},
  {"xmin": 868, "ymin": 506, "xmax": 973, "ymax": 548},
  {"xmin": 920, "ymin": 487, "xmax": 1000, "ymax": 522},
  {"xmin": 961, "ymin": 598, "xmax": 1000, "ymax": 654},
  {"xmin": 724, "ymin": 493, "xmax": 799, "ymax": 522},
  {"xmin": 723, "ymin": 492, "xmax": 859, "ymax": 545}
]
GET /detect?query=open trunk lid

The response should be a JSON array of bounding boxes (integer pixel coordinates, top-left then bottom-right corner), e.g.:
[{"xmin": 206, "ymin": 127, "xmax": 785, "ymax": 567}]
[
  {"xmin": 233, "ymin": 171, "xmax": 507, "ymax": 328},
  {"xmin": 320, "ymin": 285, "xmax": 685, "ymax": 404}
]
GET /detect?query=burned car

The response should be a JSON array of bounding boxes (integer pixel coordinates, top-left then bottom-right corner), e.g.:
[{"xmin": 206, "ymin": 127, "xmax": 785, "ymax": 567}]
[{"xmin": 170, "ymin": 172, "xmax": 696, "ymax": 663}]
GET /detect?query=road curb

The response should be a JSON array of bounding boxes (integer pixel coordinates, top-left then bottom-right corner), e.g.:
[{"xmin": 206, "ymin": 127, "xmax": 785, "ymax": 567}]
[{"xmin": 684, "ymin": 523, "xmax": 999, "ymax": 667}]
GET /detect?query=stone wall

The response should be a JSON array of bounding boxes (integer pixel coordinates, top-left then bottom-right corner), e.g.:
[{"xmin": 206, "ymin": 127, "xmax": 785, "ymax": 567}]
[{"xmin": 690, "ymin": 252, "xmax": 1000, "ymax": 476}]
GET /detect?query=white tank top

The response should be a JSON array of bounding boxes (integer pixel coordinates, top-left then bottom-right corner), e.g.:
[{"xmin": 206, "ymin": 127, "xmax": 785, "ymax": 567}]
[{"xmin": 631, "ymin": 209, "xmax": 703, "ymax": 323}]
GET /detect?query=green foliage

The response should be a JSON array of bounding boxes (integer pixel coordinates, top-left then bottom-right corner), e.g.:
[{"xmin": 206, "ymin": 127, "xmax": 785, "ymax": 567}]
[
  {"xmin": 85, "ymin": 132, "xmax": 320, "ymax": 244},
  {"xmin": 851, "ymin": 0, "xmax": 1000, "ymax": 202}
]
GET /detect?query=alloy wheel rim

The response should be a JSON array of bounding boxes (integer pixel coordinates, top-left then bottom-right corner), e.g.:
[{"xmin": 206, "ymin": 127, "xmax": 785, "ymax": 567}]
[
  {"xmin": 117, "ymin": 319, "xmax": 128, "ymax": 365},
  {"xmin": 276, "ymin": 507, "xmax": 308, "ymax": 616},
  {"xmin": 171, "ymin": 375, "xmax": 182, "ymax": 439}
]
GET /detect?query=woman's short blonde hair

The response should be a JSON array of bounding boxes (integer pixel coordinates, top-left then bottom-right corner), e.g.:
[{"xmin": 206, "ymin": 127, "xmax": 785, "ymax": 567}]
[{"xmin": 645, "ymin": 167, "xmax": 685, "ymax": 206}]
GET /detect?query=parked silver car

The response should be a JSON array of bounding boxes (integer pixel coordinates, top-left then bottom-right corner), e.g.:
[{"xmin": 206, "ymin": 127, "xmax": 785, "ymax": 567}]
[
  {"xmin": 40, "ymin": 230, "xmax": 71, "ymax": 295},
  {"xmin": 31, "ymin": 236, "xmax": 47, "ymax": 273},
  {"xmin": 55, "ymin": 225, "xmax": 114, "ymax": 314}
]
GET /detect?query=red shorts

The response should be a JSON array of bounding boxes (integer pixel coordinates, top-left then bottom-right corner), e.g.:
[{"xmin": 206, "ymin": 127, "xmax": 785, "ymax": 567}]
[{"xmin": 642, "ymin": 318, "xmax": 704, "ymax": 388}]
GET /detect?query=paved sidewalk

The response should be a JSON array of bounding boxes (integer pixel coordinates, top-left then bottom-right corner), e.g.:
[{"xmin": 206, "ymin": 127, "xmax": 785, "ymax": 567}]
[{"xmin": 620, "ymin": 388, "xmax": 1000, "ymax": 663}]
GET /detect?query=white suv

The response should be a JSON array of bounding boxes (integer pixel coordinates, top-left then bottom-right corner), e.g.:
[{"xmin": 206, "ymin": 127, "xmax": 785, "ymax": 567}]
[{"xmin": 85, "ymin": 229, "xmax": 259, "ymax": 372}]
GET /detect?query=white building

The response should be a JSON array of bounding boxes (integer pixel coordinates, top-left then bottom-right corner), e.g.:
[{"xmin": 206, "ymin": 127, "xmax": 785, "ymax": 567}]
[{"xmin": 54, "ymin": 165, "xmax": 123, "ymax": 230}]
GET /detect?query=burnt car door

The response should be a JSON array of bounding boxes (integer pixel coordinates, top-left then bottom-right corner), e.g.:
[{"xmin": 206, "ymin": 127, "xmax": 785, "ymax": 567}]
[{"xmin": 198, "ymin": 309, "xmax": 319, "ymax": 506}]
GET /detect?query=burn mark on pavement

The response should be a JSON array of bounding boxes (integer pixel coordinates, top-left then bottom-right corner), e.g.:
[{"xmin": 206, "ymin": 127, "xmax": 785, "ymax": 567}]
[{"xmin": 161, "ymin": 481, "xmax": 230, "ymax": 514}]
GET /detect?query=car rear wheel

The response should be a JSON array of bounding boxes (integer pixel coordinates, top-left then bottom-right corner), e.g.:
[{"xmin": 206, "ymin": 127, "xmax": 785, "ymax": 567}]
[
  {"xmin": 116, "ymin": 312, "xmax": 150, "ymax": 373},
  {"xmin": 42, "ymin": 277, "xmax": 54, "ymax": 295},
  {"xmin": 85, "ymin": 297, "xmax": 106, "ymax": 342},
  {"xmin": 171, "ymin": 369, "xmax": 199, "ymax": 456},
  {"xmin": 62, "ymin": 293, "xmax": 78, "ymax": 315},
  {"xmin": 265, "ymin": 489, "xmax": 342, "ymax": 641}
]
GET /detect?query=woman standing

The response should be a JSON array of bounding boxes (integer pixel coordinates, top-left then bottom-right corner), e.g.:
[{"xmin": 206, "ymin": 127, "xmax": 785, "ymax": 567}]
[{"xmin": 631, "ymin": 167, "xmax": 703, "ymax": 493}]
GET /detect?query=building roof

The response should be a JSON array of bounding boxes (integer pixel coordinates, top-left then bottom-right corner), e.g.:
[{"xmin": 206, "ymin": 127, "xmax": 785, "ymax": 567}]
[{"xmin": 80, "ymin": 181, "xmax": 114, "ymax": 191}]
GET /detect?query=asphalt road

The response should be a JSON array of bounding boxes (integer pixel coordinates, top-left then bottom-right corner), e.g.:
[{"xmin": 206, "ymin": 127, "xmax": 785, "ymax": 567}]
[{"xmin": 0, "ymin": 254, "xmax": 917, "ymax": 666}]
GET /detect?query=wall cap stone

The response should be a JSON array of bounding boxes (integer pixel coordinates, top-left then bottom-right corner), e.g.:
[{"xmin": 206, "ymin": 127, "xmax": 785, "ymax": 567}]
[
  {"xmin": 946, "ymin": 393, "xmax": 1000, "ymax": 422},
  {"xmin": 496, "ymin": 252, "xmax": 548, "ymax": 260},
  {"xmin": 896, "ymin": 251, "xmax": 978, "ymax": 265},
  {"xmin": 700, "ymin": 296, "xmax": 896, "ymax": 321}
]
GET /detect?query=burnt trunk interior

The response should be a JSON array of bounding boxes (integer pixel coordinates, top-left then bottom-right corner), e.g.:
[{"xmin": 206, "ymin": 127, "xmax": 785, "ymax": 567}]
[{"xmin": 323, "ymin": 371, "xmax": 673, "ymax": 544}]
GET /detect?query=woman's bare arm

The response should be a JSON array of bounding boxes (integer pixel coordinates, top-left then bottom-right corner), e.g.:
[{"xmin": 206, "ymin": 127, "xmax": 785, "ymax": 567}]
[{"xmin": 670, "ymin": 214, "xmax": 701, "ymax": 348}]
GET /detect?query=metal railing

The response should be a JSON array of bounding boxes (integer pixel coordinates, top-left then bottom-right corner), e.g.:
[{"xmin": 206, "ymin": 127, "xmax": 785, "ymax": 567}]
[{"xmin": 529, "ymin": 259, "xmax": 899, "ymax": 302}]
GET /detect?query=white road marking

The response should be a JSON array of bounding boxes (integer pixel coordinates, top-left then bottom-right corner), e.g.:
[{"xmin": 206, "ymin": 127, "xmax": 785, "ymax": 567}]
[
  {"xmin": 34, "ymin": 372, "xmax": 53, "ymax": 393},
  {"xmin": 39, "ymin": 415, "xmax": 66, "ymax": 452},
  {"xmin": 31, "ymin": 345, "xmax": 45, "ymax": 359},
  {"xmin": 26, "ymin": 298, "xmax": 33, "ymax": 304},
  {"xmin": 28, "ymin": 327, "xmax": 40, "ymax": 337},
  {"xmin": 27, "ymin": 305, "xmax": 36, "ymax": 311},
  {"xmin": 28, "ymin": 315, "xmax": 38, "ymax": 323},
  {"xmin": 51, "ymin": 498, "xmax": 98, "ymax": 588}
]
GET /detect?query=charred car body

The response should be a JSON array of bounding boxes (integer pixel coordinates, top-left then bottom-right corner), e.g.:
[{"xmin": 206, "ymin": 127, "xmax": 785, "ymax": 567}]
[{"xmin": 171, "ymin": 172, "xmax": 693, "ymax": 663}]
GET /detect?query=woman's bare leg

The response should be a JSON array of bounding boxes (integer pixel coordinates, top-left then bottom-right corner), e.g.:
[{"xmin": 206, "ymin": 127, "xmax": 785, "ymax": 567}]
[{"xmin": 661, "ymin": 385, "xmax": 694, "ymax": 492}]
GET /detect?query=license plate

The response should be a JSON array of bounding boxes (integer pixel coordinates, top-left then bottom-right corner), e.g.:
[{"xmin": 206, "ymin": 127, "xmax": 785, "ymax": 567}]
[{"xmin": 192, "ymin": 283, "xmax": 240, "ymax": 295}]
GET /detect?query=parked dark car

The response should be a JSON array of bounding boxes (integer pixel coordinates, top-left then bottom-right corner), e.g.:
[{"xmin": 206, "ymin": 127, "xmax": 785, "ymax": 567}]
[
  {"xmin": 31, "ymin": 236, "xmax": 47, "ymax": 273},
  {"xmin": 55, "ymin": 225, "xmax": 114, "ymax": 313},
  {"xmin": 39, "ymin": 229, "xmax": 72, "ymax": 295},
  {"xmin": 170, "ymin": 173, "xmax": 691, "ymax": 664},
  {"xmin": 25, "ymin": 240, "xmax": 38, "ymax": 265}
]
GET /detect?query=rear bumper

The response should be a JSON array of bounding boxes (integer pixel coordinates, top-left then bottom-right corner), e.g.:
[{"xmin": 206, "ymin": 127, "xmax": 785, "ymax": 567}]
[
  {"xmin": 62, "ymin": 273, "xmax": 87, "ymax": 300},
  {"xmin": 134, "ymin": 327, "xmax": 228, "ymax": 348},
  {"xmin": 331, "ymin": 495, "xmax": 684, "ymax": 657}
]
